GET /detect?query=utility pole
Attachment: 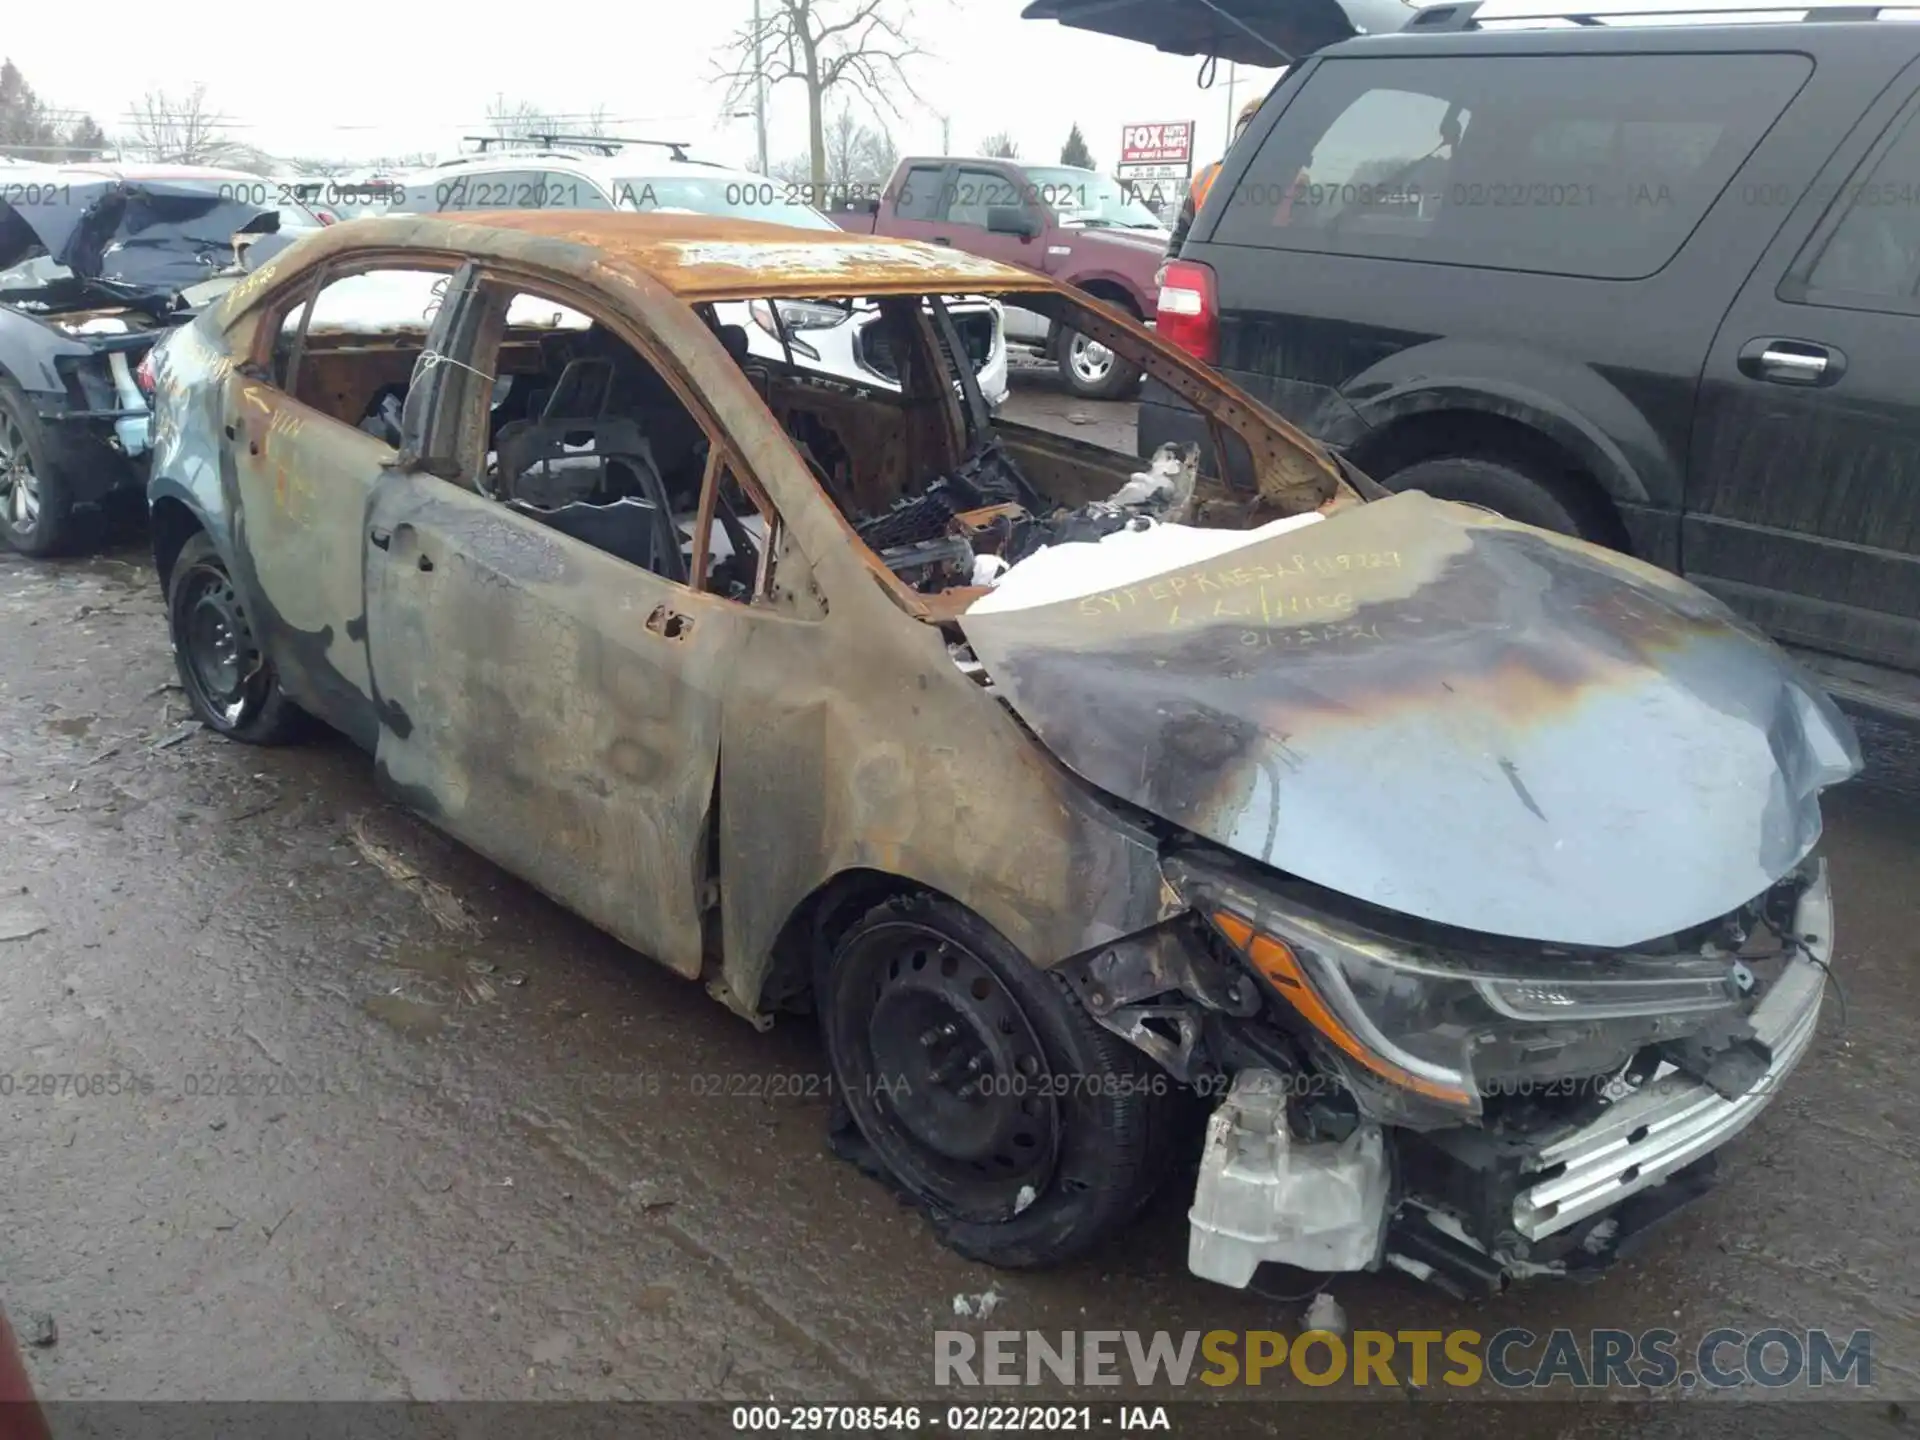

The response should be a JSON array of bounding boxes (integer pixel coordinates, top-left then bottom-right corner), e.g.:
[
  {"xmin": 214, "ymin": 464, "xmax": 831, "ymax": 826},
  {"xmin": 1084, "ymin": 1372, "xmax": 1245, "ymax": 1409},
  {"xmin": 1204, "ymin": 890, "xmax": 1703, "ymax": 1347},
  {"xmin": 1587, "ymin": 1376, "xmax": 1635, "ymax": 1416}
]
[
  {"xmin": 1225, "ymin": 60, "xmax": 1238, "ymax": 139},
  {"xmin": 753, "ymin": 0, "xmax": 769, "ymax": 174}
]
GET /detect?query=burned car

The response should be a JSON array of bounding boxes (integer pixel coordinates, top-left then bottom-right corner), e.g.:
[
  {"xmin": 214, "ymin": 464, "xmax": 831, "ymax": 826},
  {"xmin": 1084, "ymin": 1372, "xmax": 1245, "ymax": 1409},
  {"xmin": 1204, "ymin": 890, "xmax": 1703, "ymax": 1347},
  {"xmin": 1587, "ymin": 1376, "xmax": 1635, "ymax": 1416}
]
[
  {"xmin": 145, "ymin": 212, "xmax": 1860, "ymax": 1296},
  {"xmin": 0, "ymin": 164, "xmax": 287, "ymax": 555}
]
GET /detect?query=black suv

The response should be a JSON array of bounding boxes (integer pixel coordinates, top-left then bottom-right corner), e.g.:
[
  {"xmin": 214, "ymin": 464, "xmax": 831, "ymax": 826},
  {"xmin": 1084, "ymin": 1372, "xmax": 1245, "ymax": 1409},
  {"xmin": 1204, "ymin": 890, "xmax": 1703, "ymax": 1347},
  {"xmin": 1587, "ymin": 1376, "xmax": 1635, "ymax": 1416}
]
[{"xmin": 1138, "ymin": 1, "xmax": 1920, "ymax": 724}]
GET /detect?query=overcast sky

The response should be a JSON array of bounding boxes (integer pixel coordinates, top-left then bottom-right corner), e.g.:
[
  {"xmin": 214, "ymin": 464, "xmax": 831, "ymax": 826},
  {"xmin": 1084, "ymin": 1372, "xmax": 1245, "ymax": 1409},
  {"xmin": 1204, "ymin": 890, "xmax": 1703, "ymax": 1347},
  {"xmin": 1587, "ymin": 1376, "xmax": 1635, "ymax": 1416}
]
[{"xmin": 5, "ymin": 0, "xmax": 1288, "ymax": 175}]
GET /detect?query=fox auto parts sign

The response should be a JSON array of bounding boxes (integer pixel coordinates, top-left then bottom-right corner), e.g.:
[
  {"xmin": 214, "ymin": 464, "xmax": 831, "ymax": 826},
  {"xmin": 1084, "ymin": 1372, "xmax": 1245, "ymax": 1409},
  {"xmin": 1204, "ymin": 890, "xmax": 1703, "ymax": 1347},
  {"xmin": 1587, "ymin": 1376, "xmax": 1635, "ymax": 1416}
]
[
  {"xmin": 1121, "ymin": 122, "xmax": 1194, "ymax": 166},
  {"xmin": 1118, "ymin": 121, "xmax": 1194, "ymax": 183}
]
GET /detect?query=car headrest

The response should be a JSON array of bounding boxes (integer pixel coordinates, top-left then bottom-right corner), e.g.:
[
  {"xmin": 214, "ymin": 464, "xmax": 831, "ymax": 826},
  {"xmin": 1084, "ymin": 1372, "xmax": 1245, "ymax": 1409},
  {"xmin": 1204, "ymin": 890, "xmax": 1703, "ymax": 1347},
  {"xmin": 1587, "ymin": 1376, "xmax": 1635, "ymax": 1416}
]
[{"xmin": 715, "ymin": 323, "xmax": 752, "ymax": 367}]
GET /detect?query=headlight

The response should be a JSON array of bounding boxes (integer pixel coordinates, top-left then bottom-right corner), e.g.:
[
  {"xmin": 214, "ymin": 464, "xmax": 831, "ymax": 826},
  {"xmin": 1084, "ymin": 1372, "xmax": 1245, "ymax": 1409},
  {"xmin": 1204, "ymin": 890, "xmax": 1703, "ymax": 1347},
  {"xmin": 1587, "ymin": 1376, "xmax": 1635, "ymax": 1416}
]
[
  {"xmin": 748, "ymin": 298, "xmax": 846, "ymax": 334},
  {"xmin": 1204, "ymin": 895, "xmax": 1746, "ymax": 1120}
]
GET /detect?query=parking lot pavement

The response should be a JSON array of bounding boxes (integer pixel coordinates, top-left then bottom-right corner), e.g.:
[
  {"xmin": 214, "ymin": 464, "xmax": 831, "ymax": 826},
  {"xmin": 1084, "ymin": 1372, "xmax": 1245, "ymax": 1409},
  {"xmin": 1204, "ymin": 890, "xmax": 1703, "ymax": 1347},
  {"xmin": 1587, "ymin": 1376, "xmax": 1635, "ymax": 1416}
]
[
  {"xmin": 999, "ymin": 361, "xmax": 1138, "ymax": 456},
  {"xmin": 2, "ymin": 543, "xmax": 1916, "ymax": 1428}
]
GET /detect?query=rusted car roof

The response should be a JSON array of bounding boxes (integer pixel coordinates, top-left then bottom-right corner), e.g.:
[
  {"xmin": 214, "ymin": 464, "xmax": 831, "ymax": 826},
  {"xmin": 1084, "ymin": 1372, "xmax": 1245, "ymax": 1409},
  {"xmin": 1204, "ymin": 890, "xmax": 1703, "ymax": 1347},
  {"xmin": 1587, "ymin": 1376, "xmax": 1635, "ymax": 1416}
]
[{"xmin": 410, "ymin": 212, "xmax": 1053, "ymax": 301}]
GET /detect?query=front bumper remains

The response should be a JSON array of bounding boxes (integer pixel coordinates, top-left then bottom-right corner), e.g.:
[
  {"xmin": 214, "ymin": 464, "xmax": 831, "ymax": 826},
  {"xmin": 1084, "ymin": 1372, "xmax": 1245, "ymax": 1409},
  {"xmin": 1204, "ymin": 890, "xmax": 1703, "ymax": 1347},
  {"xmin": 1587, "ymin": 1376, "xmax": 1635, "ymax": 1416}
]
[{"xmin": 1186, "ymin": 864, "xmax": 1835, "ymax": 1291}]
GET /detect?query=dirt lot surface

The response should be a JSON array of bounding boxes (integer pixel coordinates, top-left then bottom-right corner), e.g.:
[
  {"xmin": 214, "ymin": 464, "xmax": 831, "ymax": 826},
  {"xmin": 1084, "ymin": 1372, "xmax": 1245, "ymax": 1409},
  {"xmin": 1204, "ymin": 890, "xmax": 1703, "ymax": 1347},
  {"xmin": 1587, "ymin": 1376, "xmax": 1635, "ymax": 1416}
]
[{"xmin": 2, "ymin": 388, "xmax": 1915, "ymax": 1436}]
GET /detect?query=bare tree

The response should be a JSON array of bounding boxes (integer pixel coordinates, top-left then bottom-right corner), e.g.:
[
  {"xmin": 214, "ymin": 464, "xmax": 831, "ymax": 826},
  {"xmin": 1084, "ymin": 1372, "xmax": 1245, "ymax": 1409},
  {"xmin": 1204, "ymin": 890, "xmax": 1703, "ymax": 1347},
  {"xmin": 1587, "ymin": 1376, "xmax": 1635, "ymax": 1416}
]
[
  {"xmin": 129, "ymin": 84, "xmax": 236, "ymax": 164},
  {"xmin": 770, "ymin": 152, "xmax": 812, "ymax": 187},
  {"xmin": 719, "ymin": 0, "xmax": 928, "ymax": 193},
  {"xmin": 485, "ymin": 93, "xmax": 553, "ymax": 141},
  {"xmin": 483, "ymin": 95, "xmax": 613, "ymax": 145},
  {"xmin": 771, "ymin": 110, "xmax": 894, "ymax": 212},
  {"xmin": 822, "ymin": 104, "xmax": 897, "ymax": 192},
  {"xmin": 981, "ymin": 130, "xmax": 1020, "ymax": 160}
]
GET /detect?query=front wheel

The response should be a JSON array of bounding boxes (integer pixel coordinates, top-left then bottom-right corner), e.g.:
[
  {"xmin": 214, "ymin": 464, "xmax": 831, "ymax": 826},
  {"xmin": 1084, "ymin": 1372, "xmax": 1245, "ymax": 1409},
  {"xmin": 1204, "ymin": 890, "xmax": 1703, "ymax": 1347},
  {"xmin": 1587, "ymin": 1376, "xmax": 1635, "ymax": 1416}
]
[
  {"xmin": 820, "ymin": 895, "xmax": 1177, "ymax": 1268},
  {"xmin": 1055, "ymin": 326, "xmax": 1143, "ymax": 401},
  {"xmin": 167, "ymin": 533, "xmax": 306, "ymax": 744}
]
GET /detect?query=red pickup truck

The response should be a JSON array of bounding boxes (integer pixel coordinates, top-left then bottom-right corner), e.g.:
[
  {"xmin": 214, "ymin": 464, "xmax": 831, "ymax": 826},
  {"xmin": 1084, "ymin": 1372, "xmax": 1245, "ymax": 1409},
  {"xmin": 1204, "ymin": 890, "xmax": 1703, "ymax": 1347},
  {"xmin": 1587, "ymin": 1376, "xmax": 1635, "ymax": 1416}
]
[{"xmin": 835, "ymin": 157, "xmax": 1170, "ymax": 399}]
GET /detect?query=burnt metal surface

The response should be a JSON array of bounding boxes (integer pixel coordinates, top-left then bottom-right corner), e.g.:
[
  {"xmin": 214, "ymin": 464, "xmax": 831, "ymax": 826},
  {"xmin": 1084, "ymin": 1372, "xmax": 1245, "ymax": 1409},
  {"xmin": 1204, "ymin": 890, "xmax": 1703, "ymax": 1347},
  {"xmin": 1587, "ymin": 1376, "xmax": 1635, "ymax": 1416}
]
[
  {"xmin": 152, "ymin": 213, "xmax": 1198, "ymax": 1026},
  {"xmin": 960, "ymin": 491, "xmax": 1863, "ymax": 949},
  {"xmin": 331, "ymin": 211, "xmax": 1048, "ymax": 303},
  {"xmin": 0, "ymin": 177, "xmax": 278, "ymax": 300}
]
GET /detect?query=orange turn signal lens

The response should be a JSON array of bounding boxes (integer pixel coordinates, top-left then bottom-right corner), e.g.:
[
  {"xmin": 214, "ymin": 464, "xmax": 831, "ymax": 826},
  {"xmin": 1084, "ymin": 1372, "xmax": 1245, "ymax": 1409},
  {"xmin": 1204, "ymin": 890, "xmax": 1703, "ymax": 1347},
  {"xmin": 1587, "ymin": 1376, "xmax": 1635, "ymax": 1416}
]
[{"xmin": 1211, "ymin": 909, "xmax": 1474, "ymax": 1107}]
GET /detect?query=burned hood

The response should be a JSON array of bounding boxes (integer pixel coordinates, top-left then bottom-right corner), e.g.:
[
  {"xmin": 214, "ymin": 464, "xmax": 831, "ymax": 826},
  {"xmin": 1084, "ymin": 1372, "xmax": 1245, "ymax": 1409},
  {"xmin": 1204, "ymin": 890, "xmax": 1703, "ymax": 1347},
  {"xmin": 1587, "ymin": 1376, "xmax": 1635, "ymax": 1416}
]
[
  {"xmin": 959, "ymin": 492, "xmax": 1862, "ymax": 949},
  {"xmin": 0, "ymin": 178, "xmax": 279, "ymax": 299}
]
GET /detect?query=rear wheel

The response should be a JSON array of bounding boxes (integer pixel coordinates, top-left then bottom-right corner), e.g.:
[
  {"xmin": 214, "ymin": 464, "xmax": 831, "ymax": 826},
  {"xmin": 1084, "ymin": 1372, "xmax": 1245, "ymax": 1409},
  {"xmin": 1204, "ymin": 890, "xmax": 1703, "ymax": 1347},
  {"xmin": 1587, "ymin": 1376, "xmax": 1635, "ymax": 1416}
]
[
  {"xmin": 1382, "ymin": 455, "xmax": 1611, "ymax": 542},
  {"xmin": 0, "ymin": 379, "xmax": 72, "ymax": 557},
  {"xmin": 820, "ymin": 894, "xmax": 1177, "ymax": 1268},
  {"xmin": 1055, "ymin": 323, "xmax": 1143, "ymax": 402},
  {"xmin": 167, "ymin": 533, "xmax": 305, "ymax": 744}
]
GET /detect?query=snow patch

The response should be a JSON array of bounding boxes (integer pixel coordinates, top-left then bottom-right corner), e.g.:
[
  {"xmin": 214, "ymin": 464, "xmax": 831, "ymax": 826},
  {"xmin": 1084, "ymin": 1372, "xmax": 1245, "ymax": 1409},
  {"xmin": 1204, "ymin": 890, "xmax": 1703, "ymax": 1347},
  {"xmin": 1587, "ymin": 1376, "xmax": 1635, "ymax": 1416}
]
[{"xmin": 967, "ymin": 510, "xmax": 1325, "ymax": 616}]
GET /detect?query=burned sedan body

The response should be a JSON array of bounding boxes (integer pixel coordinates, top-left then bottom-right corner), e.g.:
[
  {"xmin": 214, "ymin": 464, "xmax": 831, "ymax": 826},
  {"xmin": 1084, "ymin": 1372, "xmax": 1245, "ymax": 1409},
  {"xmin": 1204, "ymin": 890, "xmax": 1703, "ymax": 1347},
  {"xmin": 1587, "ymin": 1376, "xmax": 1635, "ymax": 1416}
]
[
  {"xmin": 144, "ymin": 211, "xmax": 1859, "ymax": 1296},
  {"xmin": 0, "ymin": 165, "xmax": 281, "ymax": 555}
]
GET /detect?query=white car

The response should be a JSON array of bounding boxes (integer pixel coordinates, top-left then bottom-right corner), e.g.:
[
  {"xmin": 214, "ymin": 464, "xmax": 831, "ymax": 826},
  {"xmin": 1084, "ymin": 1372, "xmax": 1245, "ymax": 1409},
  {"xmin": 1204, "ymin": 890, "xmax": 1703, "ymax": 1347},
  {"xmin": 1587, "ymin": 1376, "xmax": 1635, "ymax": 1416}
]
[{"xmin": 385, "ymin": 146, "xmax": 1010, "ymax": 408}]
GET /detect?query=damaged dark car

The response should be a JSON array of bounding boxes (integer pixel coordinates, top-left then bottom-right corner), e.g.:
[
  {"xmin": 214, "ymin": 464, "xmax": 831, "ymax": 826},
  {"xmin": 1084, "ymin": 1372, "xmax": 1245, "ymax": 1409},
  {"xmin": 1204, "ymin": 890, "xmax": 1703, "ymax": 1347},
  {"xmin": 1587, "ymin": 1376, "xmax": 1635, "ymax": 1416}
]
[
  {"xmin": 144, "ymin": 211, "xmax": 1860, "ymax": 1298},
  {"xmin": 0, "ymin": 164, "xmax": 289, "ymax": 555}
]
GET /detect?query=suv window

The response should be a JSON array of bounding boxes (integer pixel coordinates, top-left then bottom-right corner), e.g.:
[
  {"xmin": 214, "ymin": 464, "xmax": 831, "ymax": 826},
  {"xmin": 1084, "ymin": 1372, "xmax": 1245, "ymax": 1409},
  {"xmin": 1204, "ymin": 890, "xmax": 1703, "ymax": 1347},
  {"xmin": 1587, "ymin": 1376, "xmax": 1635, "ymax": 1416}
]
[
  {"xmin": 1214, "ymin": 53, "xmax": 1812, "ymax": 280},
  {"xmin": 1801, "ymin": 102, "xmax": 1920, "ymax": 305},
  {"xmin": 393, "ymin": 168, "xmax": 613, "ymax": 214}
]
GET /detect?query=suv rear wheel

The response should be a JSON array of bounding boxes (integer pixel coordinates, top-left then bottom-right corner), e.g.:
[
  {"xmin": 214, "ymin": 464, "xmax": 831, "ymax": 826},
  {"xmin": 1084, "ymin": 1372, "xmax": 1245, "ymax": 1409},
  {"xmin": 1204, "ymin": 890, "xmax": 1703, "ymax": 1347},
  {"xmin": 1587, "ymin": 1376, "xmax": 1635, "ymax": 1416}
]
[{"xmin": 1383, "ymin": 455, "xmax": 1608, "ymax": 542}]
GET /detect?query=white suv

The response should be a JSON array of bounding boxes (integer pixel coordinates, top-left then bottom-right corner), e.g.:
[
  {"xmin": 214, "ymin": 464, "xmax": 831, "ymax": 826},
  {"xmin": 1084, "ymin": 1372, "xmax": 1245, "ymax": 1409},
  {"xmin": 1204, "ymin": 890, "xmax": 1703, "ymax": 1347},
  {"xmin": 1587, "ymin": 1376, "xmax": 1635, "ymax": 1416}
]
[{"xmin": 386, "ymin": 147, "xmax": 1010, "ymax": 407}]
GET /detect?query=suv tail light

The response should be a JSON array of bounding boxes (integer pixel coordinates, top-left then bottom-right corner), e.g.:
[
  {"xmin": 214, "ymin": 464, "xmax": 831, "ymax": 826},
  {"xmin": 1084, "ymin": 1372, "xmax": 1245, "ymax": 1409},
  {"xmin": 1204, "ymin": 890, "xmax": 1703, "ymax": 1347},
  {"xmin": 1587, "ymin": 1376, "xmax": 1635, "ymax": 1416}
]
[
  {"xmin": 1156, "ymin": 259, "xmax": 1218, "ymax": 365},
  {"xmin": 134, "ymin": 351, "xmax": 157, "ymax": 401}
]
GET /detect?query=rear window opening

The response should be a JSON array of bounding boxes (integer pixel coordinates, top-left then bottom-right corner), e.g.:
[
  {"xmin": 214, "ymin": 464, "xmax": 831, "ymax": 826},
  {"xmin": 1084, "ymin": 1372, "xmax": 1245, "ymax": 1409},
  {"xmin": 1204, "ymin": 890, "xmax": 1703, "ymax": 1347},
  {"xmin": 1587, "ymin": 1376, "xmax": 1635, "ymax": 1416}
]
[{"xmin": 1213, "ymin": 51, "xmax": 1814, "ymax": 279}]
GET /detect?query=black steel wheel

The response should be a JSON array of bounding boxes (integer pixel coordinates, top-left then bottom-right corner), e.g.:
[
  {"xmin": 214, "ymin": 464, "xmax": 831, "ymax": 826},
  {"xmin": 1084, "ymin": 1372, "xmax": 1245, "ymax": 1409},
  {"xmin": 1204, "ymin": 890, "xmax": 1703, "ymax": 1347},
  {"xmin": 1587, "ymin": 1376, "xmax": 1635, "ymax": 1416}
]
[
  {"xmin": 822, "ymin": 894, "xmax": 1179, "ymax": 1268},
  {"xmin": 166, "ymin": 533, "xmax": 305, "ymax": 744}
]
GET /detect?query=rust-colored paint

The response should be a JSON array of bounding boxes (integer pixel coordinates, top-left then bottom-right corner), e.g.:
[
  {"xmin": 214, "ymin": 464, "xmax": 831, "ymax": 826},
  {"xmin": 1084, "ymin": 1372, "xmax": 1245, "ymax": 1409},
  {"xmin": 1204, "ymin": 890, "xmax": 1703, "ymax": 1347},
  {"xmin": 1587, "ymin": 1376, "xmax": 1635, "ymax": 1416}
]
[{"xmin": 174, "ymin": 211, "xmax": 1256, "ymax": 1021}]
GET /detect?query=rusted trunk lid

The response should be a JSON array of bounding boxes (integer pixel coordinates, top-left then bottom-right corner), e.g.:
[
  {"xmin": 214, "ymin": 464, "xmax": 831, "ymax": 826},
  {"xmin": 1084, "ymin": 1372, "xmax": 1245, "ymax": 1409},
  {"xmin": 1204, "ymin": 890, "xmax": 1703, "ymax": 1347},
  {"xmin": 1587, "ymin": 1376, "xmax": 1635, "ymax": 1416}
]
[{"xmin": 959, "ymin": 492, "xmax": 1861, "ymax": 949}]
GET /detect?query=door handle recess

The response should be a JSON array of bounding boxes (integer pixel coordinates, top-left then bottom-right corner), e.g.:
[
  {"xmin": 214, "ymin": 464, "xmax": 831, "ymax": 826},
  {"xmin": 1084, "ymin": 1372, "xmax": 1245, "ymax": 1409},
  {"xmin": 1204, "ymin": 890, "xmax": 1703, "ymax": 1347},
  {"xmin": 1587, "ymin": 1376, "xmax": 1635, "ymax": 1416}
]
[
  {"xmin": 1738, "ymin": 338, "xmax": 1845, "ymax": 386},
  {"xmin": 369, "ymin": 527, "xmax": 391, "ymax": 550}
]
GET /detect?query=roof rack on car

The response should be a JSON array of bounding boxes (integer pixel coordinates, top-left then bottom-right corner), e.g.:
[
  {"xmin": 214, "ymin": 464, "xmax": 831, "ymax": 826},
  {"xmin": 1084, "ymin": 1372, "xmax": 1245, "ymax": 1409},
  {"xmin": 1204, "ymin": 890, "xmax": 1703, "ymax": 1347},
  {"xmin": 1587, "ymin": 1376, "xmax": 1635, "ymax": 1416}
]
[
  {"xmin": 1408, "ymin": 0, "xmax": 1904, "ymax": 28},
  {"xmin": 457, "ymin": 134, "xmax": 694, "ymax": 161}
]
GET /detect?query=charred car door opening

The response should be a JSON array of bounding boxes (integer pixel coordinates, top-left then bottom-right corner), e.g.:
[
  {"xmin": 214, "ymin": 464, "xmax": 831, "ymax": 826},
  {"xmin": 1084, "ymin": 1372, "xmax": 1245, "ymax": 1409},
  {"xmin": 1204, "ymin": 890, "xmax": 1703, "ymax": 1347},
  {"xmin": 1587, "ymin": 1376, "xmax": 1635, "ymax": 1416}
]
[{"xmin": 144, "ymin": 213, "xmax": 1859, "ymax": 1301}]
